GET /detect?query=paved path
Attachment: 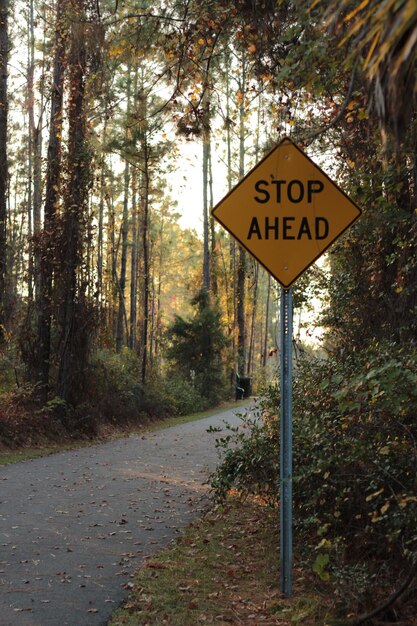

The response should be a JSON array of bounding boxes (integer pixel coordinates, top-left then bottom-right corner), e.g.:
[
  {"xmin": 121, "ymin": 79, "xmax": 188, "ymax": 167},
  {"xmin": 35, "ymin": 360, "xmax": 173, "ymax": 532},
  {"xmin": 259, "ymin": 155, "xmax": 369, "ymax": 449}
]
[{"xmin": 0, "ymin": 404, "xmax": 252, "ymax": 626}]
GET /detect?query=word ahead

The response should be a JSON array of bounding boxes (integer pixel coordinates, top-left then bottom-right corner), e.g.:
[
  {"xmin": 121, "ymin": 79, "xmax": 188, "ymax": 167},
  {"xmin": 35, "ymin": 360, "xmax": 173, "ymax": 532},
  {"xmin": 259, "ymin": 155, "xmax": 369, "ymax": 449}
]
[
  {"xmin": 248, "ymin": 216, "xmax": 329, "ymax": 241},
  {"xmin": 211, "ymin": 137, "xmax": 362, "ymax": 288}
]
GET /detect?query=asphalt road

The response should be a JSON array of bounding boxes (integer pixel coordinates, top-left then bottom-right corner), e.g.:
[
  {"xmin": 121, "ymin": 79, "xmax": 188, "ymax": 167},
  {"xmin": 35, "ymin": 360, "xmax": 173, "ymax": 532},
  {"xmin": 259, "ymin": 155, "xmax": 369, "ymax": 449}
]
[{"xmin": 0, "ymin": 404, "xmax": 252, "ymax": 626}]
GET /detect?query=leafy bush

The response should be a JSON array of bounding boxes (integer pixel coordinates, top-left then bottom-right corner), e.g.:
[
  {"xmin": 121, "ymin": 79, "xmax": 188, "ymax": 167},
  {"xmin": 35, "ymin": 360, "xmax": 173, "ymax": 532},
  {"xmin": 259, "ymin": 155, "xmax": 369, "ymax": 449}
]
[
  {"xmin": 209, "ymin": 407, "xmax": 279, "ymax": 501},
  {"xmin": 210, "ymin": 341, "xmax": 417, "ymax": 573},
  {"xmin": 0, "ymin": 353, "xmax": 16, "ymax": 393},
  {"xmin": 148, "ymin": 374, "xmax": 206, "ymax": 416},
  {"xmin": 0, "ymin": 384, "xmax": 71, "ymax": 446},
  {"xmin": 88, "ymin": 348, "xmax": 208, "ymax": 423},
  {"xmin": 88, "ymin": 348, "xmax": 144, "ymax": 422}
]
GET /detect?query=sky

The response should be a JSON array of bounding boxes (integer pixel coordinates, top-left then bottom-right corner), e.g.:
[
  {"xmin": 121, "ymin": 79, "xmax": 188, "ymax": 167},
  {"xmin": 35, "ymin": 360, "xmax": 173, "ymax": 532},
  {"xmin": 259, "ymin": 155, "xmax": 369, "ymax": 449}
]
[{"xmin": 167, "ymin": 138, "xmax": 230, "ymax": 235}]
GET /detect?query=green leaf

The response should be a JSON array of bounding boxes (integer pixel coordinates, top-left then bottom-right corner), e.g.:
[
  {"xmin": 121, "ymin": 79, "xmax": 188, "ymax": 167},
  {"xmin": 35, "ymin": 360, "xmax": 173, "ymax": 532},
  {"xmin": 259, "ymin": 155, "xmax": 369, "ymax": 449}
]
[{"xmin": 312, "ymin": 553, "xmax": 331, "ymax": 581}]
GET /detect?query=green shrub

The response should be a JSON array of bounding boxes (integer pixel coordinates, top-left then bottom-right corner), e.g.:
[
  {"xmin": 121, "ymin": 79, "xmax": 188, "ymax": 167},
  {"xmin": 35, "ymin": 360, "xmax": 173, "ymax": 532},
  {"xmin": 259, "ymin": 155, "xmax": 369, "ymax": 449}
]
[
  {"xmin": 210, "ymin": 342, "xmax": 417, "ymax": 572},
  {"xmin": 290, "ymin": 344, "xmax": 417, "ymax": 566},
  {"xmin": 0, "ymin": 353, "xmax": 18, "ymax": 395},
  {"xmin": 88, "ymin": 349, "xmax": 208, "ymax": 423},
  {"xmin": 209, "ymin": 406, "xmax": 279, "ymax": 500},
  {"xmin": 88, "ymin": 348, "xmax": 145, "ymax": 423},
  {"xmin": 148, "ymin": 374, "xmax": 207, "ymax": 416}
]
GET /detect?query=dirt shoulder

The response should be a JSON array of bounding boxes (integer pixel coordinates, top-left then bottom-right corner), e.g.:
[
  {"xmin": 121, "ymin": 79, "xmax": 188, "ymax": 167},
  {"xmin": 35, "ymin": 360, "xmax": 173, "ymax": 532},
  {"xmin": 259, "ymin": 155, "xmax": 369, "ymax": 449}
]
[{"xmin": 108, "ymin": 496, "xmax": 336, "ymax": 626}]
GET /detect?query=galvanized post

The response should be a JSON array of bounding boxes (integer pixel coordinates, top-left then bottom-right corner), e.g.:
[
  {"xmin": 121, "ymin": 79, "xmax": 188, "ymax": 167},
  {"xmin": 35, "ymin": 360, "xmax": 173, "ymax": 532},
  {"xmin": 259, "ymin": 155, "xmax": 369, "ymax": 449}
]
[{"xmin": 280, "ymin": 287, "xmax": 293, "ymax": 596}]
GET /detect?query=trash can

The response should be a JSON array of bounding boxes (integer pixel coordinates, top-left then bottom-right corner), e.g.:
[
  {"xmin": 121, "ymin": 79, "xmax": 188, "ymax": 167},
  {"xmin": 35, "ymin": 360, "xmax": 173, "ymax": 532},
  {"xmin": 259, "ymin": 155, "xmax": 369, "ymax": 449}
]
[
  {"xmin": 235, "ymin": 383, "xmax": 244, "ymax": 400},
  {"xmin": 240, "ymin": 377, "xmax": 252, "ymax": 398},
  {"xmin": 235, "ymin": 375, "xmax": 252, "ymax": 400}
]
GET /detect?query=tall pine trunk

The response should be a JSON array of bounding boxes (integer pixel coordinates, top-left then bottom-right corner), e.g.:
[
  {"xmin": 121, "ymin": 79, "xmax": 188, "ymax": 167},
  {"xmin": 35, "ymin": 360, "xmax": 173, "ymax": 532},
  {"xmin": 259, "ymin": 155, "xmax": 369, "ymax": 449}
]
[
  {"xmin": 128, "ymin": 62, "xmax": 139, "ymax": 351},
  {"xmin": 224, "ymin": 52, "xmax": 236, "ymax": 366},
  {"xmin": 36, "ymin": 0, "xmax": 67, "ymax": 396},
  {"xmin": 136, "ymin": 72, "xmax": 150, "ymax": 384},
  {"xmin": 247, "ymin": 262, "xmax": 258, "ymax": 376},
  {"xmin": 202, "ymin": 63, "xmax": 211, "ymax": 294},
  {"xmin": 26, "ymin": 0, "xmax": 44, "ymax": 303},
  {"xmin": 262, "ymin": 274, "xmax": 271, "ymax": 367},
  {"xmin": 129, "ymin": 166, "xmax": 138, "ymax": 349},
  {"xmin": 202, "ymin": 128, "xmax": 210, "ymax": 291},
  {"xmin": 208, "ymin": 139, "xmax": 218, "ymax": 296},
  {"xmin": 116, "ymin": 66, "xmax": 132, "ymax": 352},
  {"xmin": 0, "ymin": 0, "xmax": 7, "ymax": 344},
  {"xmin": 236, "ymin": 51, "xmax": 247, "ymax": 375},
  {"xmin": 26, "ymin": 1, "xmax": 34, "ymax": 302},
  {"xmin": 96, "ymin": 99, "xmax": 108, "ymax": 310},
  {"xmin": 140, "ymin": 148, "xmax": 150, "ymax": 384},
  {"xmin": 57, "ymin": 1, "xmax": 89, "ymax": 403}
]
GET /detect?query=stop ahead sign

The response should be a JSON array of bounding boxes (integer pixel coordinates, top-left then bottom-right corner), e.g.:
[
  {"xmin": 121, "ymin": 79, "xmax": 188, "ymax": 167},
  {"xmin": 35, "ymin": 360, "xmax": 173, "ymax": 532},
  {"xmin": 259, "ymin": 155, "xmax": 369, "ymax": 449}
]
[{"xmin": 212, "ymin": 136, "xmax": 362, "ymax": 288}]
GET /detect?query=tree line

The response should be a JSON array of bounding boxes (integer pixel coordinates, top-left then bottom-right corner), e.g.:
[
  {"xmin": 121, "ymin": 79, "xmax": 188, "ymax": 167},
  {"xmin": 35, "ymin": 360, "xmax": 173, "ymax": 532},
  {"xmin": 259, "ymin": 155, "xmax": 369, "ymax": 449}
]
[
  {"xmin": 0, "ymin": 0, "xmax": 290, "ymax": 421},
  {"xmin": 0, "ymin": 0, "xmax": 416, "ymax": 430}
]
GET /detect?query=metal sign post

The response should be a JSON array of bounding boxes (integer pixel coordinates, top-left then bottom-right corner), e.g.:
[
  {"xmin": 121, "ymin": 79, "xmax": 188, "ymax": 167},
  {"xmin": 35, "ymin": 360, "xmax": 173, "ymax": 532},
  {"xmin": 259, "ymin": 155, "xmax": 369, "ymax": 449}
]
[{"xmin": 280, "ymin": 287, "xmax": 293, "ymax": 596}]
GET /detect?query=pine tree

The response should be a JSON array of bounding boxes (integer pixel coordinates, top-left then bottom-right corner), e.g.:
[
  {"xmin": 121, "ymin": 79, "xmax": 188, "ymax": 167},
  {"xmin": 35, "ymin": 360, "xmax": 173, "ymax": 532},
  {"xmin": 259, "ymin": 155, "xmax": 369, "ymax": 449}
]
[
  {"xmin": 166, "ymin": 288, "xmax": 229, "ymax": 406},
  {"xmin": 0, "ymin": 0, "xmax": 8, "ymax": 344}
]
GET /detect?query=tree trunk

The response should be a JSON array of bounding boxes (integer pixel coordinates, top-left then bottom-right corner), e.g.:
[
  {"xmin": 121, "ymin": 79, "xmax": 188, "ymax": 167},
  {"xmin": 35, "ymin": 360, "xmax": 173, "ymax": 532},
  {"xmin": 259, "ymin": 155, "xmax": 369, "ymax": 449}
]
[
  {"xmin": 237, "ymin": 246, "xmax": 246, "ymax": 374},
  {"xmin": 140, "ymin": 149, "xmax": 150, "ymax": 384},
  {"xmin": 57, "ymin": 0, "xmax": 89, "ymax": 403},
  {"xmin": 116, "ymin": 66, "xmax": 132, "ymax": 352},
  {"xmin": 96, "ymin": 101, "xmax": 108, "ymax": 310},
  {"xmin": 36, "ymin": 0, "xmax": 67, "ymax": 397},
  {"xmin": 202, "ymin": 58, "xmax": 212, "ymax": 294},
  {"xmin": 0, "ymin": 0, "xmax": 8, "ymax": 344},
  {"xmin": 247, "ymin": 262, "xmax": 258, "ymax": 376},
  {"xmin": 29, "ymin": 1, "xmax": 45, "ymax": 305},
  {"xmin": 153, "ymin": 207, "xmax": 165, "ymax": 365},
  {"xmin": 224, "ymin": 50, "xmax": 236, "ymax": 365},
  {"xmin": 236, "ymin": 51, "xmax": 247, "ymax": 375},
  {"xmin": 135, "ymin": 69, "xmax": 151, "ymax": 384},
  {"xmin": 202, "ymin": 123, "xmax": 210, "ymax": 291},
  {"xmin": 262, "ymin": 274, "xmax": 271, "ymax": 367},
  {"xmin": 32, "ymin": 114, "xmax": 43, "ymax": 303},
  {"xmin": 129, "ymin": 165, "xmax": 138, "ymax": 349},
  {"xmin": 26, "ymin": 2, "xmax": 34, "ymax": 302},
  {"xmin": 107, "ymin": 173, "xmax": 116, "ymax": 333},
  {"xmin": 208, "ymin": 138, "xmax": 218, "ymax": 296}
]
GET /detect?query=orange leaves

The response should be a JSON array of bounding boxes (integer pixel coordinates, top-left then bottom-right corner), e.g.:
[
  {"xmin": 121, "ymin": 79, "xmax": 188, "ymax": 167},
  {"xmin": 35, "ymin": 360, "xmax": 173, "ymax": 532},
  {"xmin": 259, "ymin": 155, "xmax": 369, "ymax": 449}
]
[
  {"xmin": 189, "ymin": 85, "xmax": 201, "ymax": 102},
  {"xmin": 108, "ymin": 44, "xmax": 124, "ymax": 59},
  {"xmin": 345, "ymin": 98, "xmax": 369, "ymax": 123},
  {"xmin": 398, "ymin": 494, "xmax": 417, "ymax": 509}
]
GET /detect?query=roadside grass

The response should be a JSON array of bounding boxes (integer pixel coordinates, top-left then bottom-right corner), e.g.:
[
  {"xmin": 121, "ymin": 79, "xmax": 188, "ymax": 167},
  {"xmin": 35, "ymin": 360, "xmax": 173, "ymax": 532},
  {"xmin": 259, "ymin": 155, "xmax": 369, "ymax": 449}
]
[
  {"xmin": 0, "ymin": 399, "xmax": 249, "ymax": 466},
  {"xmin": 108, "ymin": 496, "xmax": 336, "ymax": 626},
  {"xmin": 0, "ymin": 439, "xmax": 106, "ymax": 466}
]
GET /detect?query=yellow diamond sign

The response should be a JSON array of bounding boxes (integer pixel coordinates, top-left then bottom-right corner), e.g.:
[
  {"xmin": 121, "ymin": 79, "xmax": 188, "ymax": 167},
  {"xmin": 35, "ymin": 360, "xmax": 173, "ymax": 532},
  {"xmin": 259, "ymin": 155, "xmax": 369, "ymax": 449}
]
[{"xmin": 212, "ymin": 136, "xmax": 362, "ymax": 288}]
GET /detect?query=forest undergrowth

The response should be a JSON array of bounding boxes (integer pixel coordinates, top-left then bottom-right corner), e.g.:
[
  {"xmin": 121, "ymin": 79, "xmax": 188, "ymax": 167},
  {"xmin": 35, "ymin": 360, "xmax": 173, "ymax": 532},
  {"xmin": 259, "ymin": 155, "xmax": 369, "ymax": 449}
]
[
  {"xmin": 209, "ymin": 343, "xmax": 417, "ymax": 625},
  {"xmin": 0, "ymin": 347, "xmax": 229, "ymax": 452},
  {"xmin": 109, "ymin": 493, "xmax": 417, "ymax": 626}
]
